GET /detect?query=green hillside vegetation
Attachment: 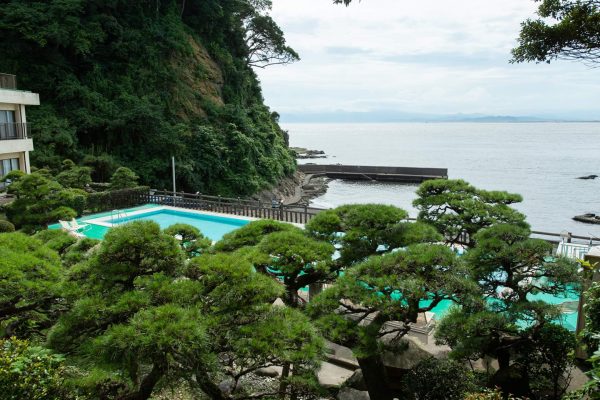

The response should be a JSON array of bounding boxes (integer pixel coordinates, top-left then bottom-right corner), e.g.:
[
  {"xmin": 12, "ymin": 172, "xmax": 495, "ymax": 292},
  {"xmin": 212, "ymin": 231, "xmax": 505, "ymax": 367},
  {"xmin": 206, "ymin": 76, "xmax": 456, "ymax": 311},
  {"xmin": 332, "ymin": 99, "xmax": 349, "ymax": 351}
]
[{"xmin": 0, "ymin": 0, "xmax": 296, "ymax": 196}]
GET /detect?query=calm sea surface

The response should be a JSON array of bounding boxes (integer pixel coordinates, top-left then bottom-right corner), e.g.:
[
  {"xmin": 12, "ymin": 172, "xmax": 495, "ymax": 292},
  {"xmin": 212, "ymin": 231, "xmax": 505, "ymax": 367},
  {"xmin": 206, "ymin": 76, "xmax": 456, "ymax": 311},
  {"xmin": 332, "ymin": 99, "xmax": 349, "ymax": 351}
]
[{"xmin": 285, "ymin": 122, "xmax": 600, "ymax": 237}]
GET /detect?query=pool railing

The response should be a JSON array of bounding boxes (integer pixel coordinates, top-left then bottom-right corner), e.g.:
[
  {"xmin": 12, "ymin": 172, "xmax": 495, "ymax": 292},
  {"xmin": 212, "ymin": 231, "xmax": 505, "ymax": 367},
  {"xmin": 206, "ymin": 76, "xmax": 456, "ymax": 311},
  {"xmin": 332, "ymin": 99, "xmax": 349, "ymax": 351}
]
[{"xmin": 119, "ymin": 190, "xmax": 600, "ymax": 249}]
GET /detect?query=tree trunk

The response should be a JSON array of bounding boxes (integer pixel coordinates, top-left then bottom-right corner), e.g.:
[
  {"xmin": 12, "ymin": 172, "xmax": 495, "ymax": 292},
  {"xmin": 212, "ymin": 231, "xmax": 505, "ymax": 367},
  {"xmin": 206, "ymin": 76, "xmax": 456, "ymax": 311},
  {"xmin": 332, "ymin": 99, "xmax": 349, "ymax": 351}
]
[
  {"xmin": 121, "ymin": 358, "xmax": 166, "ymax": 400},
  {"xmin": 308, "ymin": 283, "xmax": 323, "ymax": 301},
  {"xmin": 194, "ymin": 367, "xmax": 229, "ymax": 400},
  {"xmin": 497, "ymin": 349, "xmax": 510, "ymax": 371},
  {"xmin": 279, "ymin": 362, "xmax": 291, "ymax": 399},
  {"xmin": 284, "ymin": 288, "xmax": 300, "ymax": 308},
  {"xmin": 357, "ymin": 354, "xmax": 394, "ymax": 400}
]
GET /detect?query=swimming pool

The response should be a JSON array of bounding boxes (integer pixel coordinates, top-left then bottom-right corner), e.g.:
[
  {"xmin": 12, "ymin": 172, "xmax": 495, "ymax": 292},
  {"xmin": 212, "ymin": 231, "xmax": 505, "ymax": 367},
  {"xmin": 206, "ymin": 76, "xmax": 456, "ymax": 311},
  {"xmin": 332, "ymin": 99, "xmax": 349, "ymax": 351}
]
[{"xmin": 50, "ymin": 205, "xmax": 254, "ymax": 241}]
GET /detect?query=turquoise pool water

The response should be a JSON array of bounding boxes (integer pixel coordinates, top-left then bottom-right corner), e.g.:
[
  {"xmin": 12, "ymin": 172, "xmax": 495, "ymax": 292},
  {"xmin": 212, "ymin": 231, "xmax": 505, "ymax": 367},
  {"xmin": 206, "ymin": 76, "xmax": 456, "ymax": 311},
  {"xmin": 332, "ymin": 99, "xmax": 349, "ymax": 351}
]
[
  {"xmin": 49, "ymin": 205, "xmax": 250, "ymax": 241},
  {"xmin": 112, "ymin": 209, "xmax": 249, "ymax": 241}
]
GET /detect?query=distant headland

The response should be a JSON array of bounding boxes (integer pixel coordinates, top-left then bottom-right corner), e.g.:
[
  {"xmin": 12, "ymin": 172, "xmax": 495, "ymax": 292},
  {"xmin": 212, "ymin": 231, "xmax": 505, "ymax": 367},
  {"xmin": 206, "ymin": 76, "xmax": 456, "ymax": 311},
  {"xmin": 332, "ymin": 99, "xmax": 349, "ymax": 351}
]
[{"xmin": 280, "ymin": 111, "xmax": 600, "ymax": 124}]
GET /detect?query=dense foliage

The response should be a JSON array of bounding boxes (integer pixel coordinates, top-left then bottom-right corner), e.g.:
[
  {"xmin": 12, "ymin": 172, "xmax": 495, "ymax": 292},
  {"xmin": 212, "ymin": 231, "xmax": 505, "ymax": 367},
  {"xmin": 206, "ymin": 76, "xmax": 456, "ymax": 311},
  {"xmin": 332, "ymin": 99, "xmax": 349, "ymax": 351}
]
[
  {"xmin": 414, "ymin": 179, "xmax": 527, "ymax": 247},
  {"xmin": 0, "ymin": 338, "xmax": 68, "ymax": 400},
  {"xmin": 0, "ymin": 179, "xmax": 589, "ymax": 400},
  {"xmin": 512, "ymin": 0, "xmax": 600, "ymax": 64},
  {"xmin": 2, "ymin": 170, "xmax": 84, "ymax": 232},
  {"xmin": 0, "ymin": 0, "xmax": 295, "ymax": 195}
]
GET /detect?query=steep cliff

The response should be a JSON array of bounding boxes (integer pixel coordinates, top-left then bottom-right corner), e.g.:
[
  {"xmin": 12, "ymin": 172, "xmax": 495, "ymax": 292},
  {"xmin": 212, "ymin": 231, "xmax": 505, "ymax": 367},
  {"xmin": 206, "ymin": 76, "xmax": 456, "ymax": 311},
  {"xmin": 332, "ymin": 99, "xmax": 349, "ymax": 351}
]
[{"xmin": 0, "ymin": 0, "xmax": 295, "ymax": 196}]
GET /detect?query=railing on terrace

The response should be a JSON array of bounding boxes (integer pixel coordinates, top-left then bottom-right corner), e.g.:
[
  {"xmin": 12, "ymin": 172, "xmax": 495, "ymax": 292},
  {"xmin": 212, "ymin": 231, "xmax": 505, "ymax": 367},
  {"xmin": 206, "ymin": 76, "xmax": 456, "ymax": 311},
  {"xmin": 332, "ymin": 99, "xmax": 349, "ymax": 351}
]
[
  {"xmin": 142, "ymin": 191, "xmax": 322, "ymax": 225},
  {"xmin": 0, "ymin": 123, "xmax": 30, "ymax": 140},
  {"xmin": 128, "ymin": 190, "xmax": 600, "ymax": 249},
  {"xmin": 0, "ymin": 73, "xmax": 17, "ymax": 90}
]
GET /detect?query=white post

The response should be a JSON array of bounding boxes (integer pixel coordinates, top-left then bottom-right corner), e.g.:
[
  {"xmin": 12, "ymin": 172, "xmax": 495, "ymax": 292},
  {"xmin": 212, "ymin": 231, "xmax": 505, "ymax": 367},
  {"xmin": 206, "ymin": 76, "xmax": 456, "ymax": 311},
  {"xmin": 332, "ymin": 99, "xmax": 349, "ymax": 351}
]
[{"xmin": 172, "ymin": 156, "xmax": 176, "ymax": 196}]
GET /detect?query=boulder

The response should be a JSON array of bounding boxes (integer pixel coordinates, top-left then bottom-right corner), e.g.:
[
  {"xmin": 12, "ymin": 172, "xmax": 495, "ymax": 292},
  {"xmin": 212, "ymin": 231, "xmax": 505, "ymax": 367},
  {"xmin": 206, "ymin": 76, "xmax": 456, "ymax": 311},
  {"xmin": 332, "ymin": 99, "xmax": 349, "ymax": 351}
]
[
  {"xmin": 218, "ymin": 379, "xmax": 235, "ymax": 395},
  {"xmin": 345, "ymin": 369, "xmax": 367, "ymax": 391},
  {"xmin": 337, "ymin": 387, "xmax": 370, "ymax": 400},
  {"xmin": 381, "ymin": 336, "xmax": 433, "ymax": 370},
  {"xmin": 318, "ymin": 361, "xmax": 356, "ymax": 389},
  {"xmin": 255, "ymin": 366, "xmax": 281, "ymax": 378}
]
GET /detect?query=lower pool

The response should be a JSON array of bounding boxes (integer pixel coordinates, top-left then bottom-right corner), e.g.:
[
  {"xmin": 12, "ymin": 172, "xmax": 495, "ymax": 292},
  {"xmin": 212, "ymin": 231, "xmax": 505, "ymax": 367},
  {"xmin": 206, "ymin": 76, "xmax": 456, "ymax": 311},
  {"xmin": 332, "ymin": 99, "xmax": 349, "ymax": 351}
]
[{"xmin": 50, "ymin": 205, "xmax": 253, "ymax": 242}]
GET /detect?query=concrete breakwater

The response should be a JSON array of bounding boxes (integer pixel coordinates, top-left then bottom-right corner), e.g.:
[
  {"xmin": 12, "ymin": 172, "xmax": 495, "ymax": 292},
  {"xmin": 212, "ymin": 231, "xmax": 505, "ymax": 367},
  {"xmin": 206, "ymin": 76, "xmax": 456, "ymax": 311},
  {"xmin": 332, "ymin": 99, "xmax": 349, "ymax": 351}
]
[{"xmin": 298, "ymin": 164, "xmax": 448, "ymax": 183}]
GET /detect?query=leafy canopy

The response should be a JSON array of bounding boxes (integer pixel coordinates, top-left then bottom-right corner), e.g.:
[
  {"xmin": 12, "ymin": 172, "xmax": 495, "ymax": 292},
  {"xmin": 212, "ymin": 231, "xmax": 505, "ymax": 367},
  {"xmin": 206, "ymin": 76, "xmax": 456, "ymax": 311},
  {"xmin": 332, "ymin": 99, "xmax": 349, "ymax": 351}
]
[
  {"xmin": 306, "ymin": 204, "xmax": 440, "ymax": 266},
  {"xmin": 413, "ymin": 179, "xmax": 526, "ymax": 247},
  {"xmin": 0, "ymin": 233, "xmax": 63, "ymax": 338},
  {"xmin": 512, "ymin": 0, "xmax": 600, "ymax": 64}
]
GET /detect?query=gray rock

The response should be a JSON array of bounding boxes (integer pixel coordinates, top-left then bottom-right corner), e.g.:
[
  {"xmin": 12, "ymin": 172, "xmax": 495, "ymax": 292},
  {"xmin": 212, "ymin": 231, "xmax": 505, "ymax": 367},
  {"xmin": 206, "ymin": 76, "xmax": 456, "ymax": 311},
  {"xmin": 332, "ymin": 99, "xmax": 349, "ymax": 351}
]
[
  {"xmin": 345, "ymin": 369, "xmax": 367, "ymax": 391},
  {"xmin": 337, "ymin": 387, "xmax": 370, "ymax": 400},
  {"xmin": 381, "ymin": 336, "xmax": 433, "ymax": 370},
  {"xmin": 255, "ymin": 366, "xmax": 280, "ymax": 378},
  {"xmin": 218, "ymin": 379, "xmax": 235, "ymax": 395},
  {"xmin": 318, "ymin": 361, "xmax": 355, "ymax": 389}
]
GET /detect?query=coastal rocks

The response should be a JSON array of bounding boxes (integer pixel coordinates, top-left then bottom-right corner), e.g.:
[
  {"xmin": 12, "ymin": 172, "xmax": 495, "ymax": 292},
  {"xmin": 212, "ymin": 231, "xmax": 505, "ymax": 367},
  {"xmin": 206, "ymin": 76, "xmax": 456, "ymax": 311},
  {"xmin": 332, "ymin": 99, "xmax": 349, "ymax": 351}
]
[
  {"xmin": 291, "ymin": 147, "xmax": 328, "ymax": 159},
  {"xmin": 573, "ymin": 213, "xmax": 600, "ymax": 224},
  {"xmin": 577, "ymin": 174, "xmax": 598, "ymax": 180},
  {"xmin": 337, "ymin": 387, "xmax": 370, "ymax": 400}
]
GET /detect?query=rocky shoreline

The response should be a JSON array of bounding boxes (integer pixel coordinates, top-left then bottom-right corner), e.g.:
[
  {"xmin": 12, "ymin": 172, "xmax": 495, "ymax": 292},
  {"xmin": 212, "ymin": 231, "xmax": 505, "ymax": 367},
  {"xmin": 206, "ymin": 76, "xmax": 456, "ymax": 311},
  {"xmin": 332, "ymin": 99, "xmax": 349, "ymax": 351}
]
[
  {"xmin": 253, "ymin": 148, "xmax": 330, "ymax": 207},
  {"xmin": 253, "ymin": 170, "xmax": 330, "ymax": 207}
]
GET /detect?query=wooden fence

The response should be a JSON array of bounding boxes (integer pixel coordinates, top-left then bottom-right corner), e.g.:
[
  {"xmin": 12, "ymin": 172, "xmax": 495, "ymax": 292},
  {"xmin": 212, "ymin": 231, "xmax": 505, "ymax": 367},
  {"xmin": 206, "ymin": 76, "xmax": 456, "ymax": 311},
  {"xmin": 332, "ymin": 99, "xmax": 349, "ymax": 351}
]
[
  {"xmin": 140, "ymin": 191, "xmax": 322, "ymax": 225},
  {"xmin": 124, "ymin": 190, "xmax": 600, "ymax": 247}
]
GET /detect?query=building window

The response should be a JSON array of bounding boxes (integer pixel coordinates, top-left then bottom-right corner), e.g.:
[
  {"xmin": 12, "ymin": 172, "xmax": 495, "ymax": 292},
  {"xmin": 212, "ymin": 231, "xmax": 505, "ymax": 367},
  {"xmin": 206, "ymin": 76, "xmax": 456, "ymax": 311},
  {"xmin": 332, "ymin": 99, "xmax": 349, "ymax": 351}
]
[
  {"xmin": 0, "ymin": 110, "xmax": 16, "ymax": 139},
  {"xmin": 0, "ymin": 157, "xmax": 20, "ymax": 188}
]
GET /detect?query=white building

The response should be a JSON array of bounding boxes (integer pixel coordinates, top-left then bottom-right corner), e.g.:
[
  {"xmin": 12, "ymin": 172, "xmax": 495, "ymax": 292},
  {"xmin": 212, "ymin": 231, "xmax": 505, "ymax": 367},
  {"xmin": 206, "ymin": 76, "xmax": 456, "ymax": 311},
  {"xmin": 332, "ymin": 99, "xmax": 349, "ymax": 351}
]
[{"xmin": 0, "ymin": 73, "xmax": 39, "ymax": 185}]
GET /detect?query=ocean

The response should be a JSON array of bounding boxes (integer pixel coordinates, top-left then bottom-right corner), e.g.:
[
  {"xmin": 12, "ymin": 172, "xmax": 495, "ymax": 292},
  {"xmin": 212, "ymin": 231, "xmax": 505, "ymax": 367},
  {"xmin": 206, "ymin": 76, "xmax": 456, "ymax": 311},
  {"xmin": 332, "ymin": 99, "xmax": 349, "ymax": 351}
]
[{"xmin": 285, "ymin": 122, "xmax": 600, "ymax": 238}]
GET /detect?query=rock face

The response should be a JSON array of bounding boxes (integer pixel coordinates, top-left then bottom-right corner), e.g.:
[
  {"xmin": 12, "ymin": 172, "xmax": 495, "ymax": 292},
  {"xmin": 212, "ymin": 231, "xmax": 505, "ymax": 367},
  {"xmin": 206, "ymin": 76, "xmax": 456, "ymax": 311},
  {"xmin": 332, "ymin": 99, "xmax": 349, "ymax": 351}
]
[
  {"xmin": 291, "ymin": 147, "xmax": 328, "ymax": 159},
  {"xmin": 337, "ymin": 387, "xmax": 370, "ymax": 400}
]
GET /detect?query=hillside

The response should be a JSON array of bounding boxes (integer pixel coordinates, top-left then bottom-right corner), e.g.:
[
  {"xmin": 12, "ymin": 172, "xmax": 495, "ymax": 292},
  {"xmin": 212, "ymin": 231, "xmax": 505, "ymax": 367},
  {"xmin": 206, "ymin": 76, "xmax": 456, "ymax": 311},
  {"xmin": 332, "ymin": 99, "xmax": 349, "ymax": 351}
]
[{"xmin": 0, "ymin": 0, "xmax": 295, "ymax": 196}]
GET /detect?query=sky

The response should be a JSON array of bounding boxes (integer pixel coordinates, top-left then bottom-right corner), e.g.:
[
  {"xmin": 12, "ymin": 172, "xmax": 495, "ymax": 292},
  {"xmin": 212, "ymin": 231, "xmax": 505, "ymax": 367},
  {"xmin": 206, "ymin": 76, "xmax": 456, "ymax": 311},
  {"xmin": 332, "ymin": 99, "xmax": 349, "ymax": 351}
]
[{"xmin": 255, "ymin": 0, "xmax": 600, "ymax": 120}]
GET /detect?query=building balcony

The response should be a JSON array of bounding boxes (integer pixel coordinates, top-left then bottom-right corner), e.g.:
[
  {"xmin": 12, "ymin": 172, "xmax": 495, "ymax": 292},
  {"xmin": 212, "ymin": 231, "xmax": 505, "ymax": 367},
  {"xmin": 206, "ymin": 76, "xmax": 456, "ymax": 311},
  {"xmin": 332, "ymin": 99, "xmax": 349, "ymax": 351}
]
[
  {"xmin": 0, "ymin": 122, "xmax": 31, "ymax": 141},
  {"xmin": 0, "ymin": 73, "xmax": 17, "ymax": 90},
  {"xmin": 0, "ymin": 73, "xmax": 40, "ymax": 105}
]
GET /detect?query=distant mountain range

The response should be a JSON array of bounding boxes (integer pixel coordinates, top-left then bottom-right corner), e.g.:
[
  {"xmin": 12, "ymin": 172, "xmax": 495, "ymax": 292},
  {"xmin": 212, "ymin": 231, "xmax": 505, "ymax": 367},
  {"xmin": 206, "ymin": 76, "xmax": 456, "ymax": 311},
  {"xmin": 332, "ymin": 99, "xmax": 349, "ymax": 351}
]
[{"xmin": 279, "ymin": 111, "xmax": 598, "ymax": 123}]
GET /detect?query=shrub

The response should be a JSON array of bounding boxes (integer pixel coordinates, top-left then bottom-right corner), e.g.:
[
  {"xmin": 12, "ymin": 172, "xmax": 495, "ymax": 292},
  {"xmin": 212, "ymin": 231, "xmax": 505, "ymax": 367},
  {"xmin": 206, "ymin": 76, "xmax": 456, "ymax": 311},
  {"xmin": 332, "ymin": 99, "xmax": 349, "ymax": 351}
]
[
  {"xmin": 164, "ymin": 223, "xmax": 212, "ymax": 257},
  {"xmin": 82, "ymin": 154, "xmax": 119, "ymax": 183},
  {"xmin": 0, "ymin": 220, "xmax": 15, "ymax": 233},
  {"xmin": 34, "ymin": 229, "xmax": 77, "ymax": 255},
  {"xmin": 56, "ymin": 166, "xmax": 92, "ymax": 189},
  {"xmin": 403, "ymin": 357, "xmax": 477, "ymax": 400},
  {"xmin": 86, "ymin": 186, "xmax": 149, "ymax": 213},
  {"xmin": 0, "ymin": 338, "xmax": 67, "ymax": 400},
  {"xmin": 4, "ymin": 171, "xmax": 79, "ymax": 232},
  {"xmin": 110, "ymin": 167, "xmax": 139, "ymax": 190}
]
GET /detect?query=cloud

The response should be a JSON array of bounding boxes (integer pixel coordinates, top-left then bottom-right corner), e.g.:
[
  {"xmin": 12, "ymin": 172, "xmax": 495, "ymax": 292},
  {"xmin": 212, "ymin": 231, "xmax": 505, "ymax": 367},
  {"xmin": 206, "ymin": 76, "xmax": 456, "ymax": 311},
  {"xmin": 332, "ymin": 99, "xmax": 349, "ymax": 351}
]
[{"xmin": 256, "ymin": 0, "xmax": 600, "ymax": 119}]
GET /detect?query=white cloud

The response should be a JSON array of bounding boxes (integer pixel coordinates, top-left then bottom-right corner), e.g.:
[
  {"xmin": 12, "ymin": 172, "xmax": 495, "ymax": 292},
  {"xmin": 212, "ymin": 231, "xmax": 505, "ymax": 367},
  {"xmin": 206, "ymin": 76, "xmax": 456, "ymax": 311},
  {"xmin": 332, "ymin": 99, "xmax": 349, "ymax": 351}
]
[{"xmin": 255, "ymin": 0, "xmax": 600, "ymax": 119}]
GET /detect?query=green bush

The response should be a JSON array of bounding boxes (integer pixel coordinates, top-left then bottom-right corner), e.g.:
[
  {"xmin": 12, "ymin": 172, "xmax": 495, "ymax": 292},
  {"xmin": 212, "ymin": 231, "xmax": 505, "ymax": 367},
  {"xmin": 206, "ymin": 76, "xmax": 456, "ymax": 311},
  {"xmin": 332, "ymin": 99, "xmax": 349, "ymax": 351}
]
[
  {"xmin": 110, "ymin": 167, "xmax": 139, "ymax": 190},
  {"xmin": 58, "ymin": 188, "xmax": 88, "ymax": 216},
  {"xmin": 0, "ymin": 338, "xmax": 67, "ymax": 400},
  {"xmin": 0, "ymin": 220, "xmax": 15, "ymax": 233},
  {"xmin": 34, "ymin": 229, "xmax": 77, "ymax": 255},
  {"xmin": 86, "ymin": 186, "xmax": 149, "ymax": 213},
  {"xmin": 4, "ymin": 171, "xmax": 79, "ymax": 232},
  {"xmin": 56, "ymin": 165, "xmax": 92, "ymax": 189},
  {"xmin": 82, "ymin": 154, "xmax": 119, "ymax": 183},
  {"xmin": 403, "ymin": 357, "xmax": 477, "ymax": 400}
]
